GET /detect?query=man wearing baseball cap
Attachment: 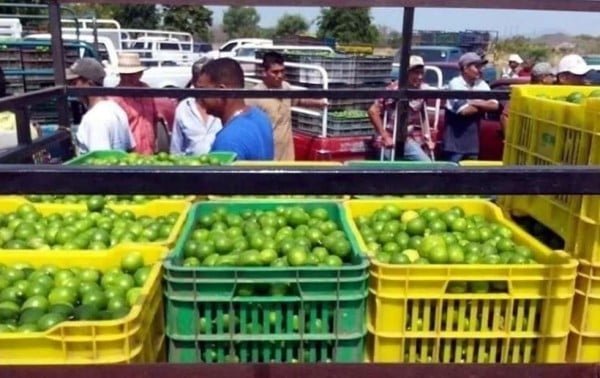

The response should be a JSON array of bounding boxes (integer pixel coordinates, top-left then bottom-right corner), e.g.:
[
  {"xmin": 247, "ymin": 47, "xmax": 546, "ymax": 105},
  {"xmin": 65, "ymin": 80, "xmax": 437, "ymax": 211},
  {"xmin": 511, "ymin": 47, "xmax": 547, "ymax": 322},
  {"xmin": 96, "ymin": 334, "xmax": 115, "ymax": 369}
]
[
  {"xmin": 502, "ymin": 54, "xmax": 523, "ymax": 79},
  {"xmin": 443, "ymin": 52, "xmax": 499, "ymax": 163},
  {"xmin": 66, "ymin": 58, "xmax": 134, "ymax": 154},
  {"xmin": 556, "ymin": 54, "xmax": 591, "ymax": 85},
  {"xmin": 368, "ymin": 55, "xmax": 433, "ymax": 161},
  {"xmin": 530, "ymin": 62, "xmax": 556, "ymax": 84}
]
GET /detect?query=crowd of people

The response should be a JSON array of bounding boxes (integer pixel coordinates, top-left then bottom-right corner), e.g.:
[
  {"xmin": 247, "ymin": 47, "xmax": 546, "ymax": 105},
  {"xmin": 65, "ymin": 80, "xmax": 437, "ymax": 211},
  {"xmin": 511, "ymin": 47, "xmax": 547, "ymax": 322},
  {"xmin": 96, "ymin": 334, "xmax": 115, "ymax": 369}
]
[{"xmin": 66, "ymin": 50, "xmax": 595, "ymax": 163}]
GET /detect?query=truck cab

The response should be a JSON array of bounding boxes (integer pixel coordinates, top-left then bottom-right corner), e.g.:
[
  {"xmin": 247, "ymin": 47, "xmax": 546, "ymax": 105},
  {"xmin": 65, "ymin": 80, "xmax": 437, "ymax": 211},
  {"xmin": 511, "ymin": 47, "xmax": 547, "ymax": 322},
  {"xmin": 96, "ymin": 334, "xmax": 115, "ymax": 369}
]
[{"xmin": 409, "ymin": 46, "xmax": 463, "ymax": 62}]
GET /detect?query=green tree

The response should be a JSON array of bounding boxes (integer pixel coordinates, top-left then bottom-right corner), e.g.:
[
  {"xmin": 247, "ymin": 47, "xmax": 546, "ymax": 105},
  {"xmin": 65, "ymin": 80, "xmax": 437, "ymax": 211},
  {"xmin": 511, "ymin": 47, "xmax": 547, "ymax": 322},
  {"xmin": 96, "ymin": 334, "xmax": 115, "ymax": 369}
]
[
  {"xmin": 0, "ymin": 0, "xmax": 45, "ymax": 30},
  {"xmin": 113, "ymin": 5, "xmax": 159, "ymax": 29},
  {"xmin": 163, "ymin": 6, "xmax": 213, "ymax": 41},
  {"xmin": 316, "ymin": 7, "xmax": 379, "ymax": 44},
  {"xmin": 222, "ymin": 6, "xmax": 260, "ymax": 39},
  {"xmin": 274, "ymin": 14, "xmax": 309, "ymax": 37},
  {"xmin": 69, "ymin": 4, "xmax": 118, "ymax": 19},
  {"xmin": 495, "ymin": 36, "xmax": 551, "ymax": 62}
]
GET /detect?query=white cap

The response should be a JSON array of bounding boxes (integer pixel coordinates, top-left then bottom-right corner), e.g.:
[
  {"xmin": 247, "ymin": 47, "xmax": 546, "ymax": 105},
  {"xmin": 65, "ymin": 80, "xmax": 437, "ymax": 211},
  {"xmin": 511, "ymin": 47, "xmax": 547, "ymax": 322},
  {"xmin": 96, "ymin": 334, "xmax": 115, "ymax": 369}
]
[
  {"xmin": 557, "ymin": 54, "xmax": 591, "ymax": 76},
  {"xmin": 508, "ymin": 54, "xmax": 523, "ymax": 64},
  {"xmin": 409, "ymin": 55, "xmax": 425, "ymax": 70}
]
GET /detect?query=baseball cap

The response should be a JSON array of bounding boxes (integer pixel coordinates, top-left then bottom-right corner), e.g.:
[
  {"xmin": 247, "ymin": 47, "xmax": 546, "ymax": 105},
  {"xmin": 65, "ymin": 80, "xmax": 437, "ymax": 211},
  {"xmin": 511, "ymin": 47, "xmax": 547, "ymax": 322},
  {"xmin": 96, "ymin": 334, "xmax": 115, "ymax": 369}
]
[
  {"xmin": 459, "ymin": 52, "xmax": 488, "ymax": 69},
  {"xmin": 531, "ymin": 62, "xmax": 555, "ymax": 77},
  {"xmin": 65, "ymin": 58, "xmax": 106, "ymax": 84},
  {"xmin": 508, "ymin": 54, "xmax": 524, "ymax": 64},
  {"xmin": 409, "ymin": 55, "xmax": 425, "ymax": 70},
  {"xmin": 557, "ymin": 54, "xmax": 591, "ymax": 76}
]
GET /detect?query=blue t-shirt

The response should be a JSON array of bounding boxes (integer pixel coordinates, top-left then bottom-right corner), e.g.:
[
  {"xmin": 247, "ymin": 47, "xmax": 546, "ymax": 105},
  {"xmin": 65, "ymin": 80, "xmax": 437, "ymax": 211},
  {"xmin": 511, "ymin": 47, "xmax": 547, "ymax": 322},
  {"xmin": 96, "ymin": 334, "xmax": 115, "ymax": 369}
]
[{"xmin": 211, "ymin": 106, "xmax": 274, "ymax": 160}]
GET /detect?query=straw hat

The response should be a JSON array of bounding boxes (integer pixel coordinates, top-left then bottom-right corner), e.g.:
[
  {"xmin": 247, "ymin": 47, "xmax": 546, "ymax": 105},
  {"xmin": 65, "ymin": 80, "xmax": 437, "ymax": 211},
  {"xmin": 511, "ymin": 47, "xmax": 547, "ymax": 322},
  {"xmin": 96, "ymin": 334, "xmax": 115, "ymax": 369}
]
[{"xmin": 117, "ymin": 52, "xmax": 146, "ymax": 74}]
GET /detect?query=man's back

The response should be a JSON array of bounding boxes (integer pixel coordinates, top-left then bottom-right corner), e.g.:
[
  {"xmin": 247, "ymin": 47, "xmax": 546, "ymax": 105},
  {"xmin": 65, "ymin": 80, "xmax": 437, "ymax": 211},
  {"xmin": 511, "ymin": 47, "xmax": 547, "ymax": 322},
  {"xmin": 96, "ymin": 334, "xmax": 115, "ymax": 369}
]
[
  {"xmin": 212, "ymin": 106, "xmax": 274, "ymax": 160},
  {"xmin": 76, "ymin": 100, "xmax": 133, "ymax": 154}
]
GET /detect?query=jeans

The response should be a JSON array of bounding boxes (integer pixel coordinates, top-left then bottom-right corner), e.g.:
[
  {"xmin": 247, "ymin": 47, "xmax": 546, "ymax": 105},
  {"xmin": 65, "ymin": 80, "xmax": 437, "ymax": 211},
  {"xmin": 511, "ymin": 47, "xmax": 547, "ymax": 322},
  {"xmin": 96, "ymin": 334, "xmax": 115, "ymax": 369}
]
[
  {"xmin": 381, "ymin": 139, "xmax": 431, "ymax": 161},
  {"xmin": 404, "ymin": 139, "xmax": 432, "ymax": 161},
  {"xmin": 443, "ymin": 152, "xmax": 478, "ymax": 163}
]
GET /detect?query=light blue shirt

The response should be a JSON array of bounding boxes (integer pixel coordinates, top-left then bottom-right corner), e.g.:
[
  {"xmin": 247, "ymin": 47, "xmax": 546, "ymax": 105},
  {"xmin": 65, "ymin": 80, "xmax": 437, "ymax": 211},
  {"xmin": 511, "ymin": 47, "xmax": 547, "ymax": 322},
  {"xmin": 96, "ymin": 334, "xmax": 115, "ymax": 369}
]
[{"xmin": 170, "ymin": 98, "xmax": 222, "ymax": 155}]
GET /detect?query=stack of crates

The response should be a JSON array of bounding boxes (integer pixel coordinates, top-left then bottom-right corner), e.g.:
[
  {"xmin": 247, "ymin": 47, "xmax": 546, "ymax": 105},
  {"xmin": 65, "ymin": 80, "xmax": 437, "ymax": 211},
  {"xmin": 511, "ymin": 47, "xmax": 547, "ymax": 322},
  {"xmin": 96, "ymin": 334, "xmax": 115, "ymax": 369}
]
[
  {"xmin": 344, "ymin": 198, "xmax": 577, "ymax": 363},
  {"xmin": 163, "ymin": 200, "xmax": 369, "ymax": 363},
  {"xmin": 254, "ymin": 51, "xmax": 392, "ymax": 137},
  {"xmin": 499, "ymin": 85, "xmax": 600, "ymax": 361},
  {"xmin": 0, "ymin": 196, "xmax": 191, "ymax": 364},
  {"xmin": 293, "ymin": 111, "xmax": 372, "ymax": 136}
]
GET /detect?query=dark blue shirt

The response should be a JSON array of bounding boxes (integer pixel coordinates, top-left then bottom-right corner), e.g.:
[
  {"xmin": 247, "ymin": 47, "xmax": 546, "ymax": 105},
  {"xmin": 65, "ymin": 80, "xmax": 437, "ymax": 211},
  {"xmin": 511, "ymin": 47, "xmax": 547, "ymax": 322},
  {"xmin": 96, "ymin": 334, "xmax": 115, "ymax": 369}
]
[{"xmin": 211, "ymin": 106, "xmax": 274, "ymax": 160}]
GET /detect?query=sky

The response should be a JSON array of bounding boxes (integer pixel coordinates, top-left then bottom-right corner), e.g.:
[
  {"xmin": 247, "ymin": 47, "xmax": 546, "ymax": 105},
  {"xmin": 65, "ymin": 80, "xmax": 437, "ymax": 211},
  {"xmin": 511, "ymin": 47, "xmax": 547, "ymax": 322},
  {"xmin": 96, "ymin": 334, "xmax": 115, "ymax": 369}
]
[{"xmin": 208, "ymin": 6, "xmax": 600, "ymax": 37}]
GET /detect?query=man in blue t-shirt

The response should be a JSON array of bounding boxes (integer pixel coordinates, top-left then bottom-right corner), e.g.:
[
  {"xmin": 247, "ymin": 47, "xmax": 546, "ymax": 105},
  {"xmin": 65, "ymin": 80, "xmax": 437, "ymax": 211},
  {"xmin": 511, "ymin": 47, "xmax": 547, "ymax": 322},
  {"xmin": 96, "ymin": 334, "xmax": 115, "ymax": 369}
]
[{"xmin": 195, "ymin": 58, "xmax": 274, "ymax": 160}]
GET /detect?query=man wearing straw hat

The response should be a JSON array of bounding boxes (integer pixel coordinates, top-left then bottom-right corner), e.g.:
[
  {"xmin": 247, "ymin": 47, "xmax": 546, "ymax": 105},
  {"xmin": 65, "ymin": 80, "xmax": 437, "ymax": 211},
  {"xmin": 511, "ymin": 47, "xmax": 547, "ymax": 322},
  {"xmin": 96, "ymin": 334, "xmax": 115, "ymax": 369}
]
[{"xmin": 113, "ymin": 52, "xmax": 158, "ymax": 155}]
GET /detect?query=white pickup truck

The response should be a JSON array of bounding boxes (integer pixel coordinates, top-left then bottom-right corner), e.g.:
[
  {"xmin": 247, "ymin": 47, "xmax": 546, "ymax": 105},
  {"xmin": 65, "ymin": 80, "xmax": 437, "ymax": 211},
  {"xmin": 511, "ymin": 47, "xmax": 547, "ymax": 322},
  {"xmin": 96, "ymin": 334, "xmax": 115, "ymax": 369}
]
[
  {"xmin": 25, "ymin": 34, "xmax": 192, "ymax": 88},
  {"xmin": 204, "ymin": 38, "xmax": 273, "ymax": 60}
]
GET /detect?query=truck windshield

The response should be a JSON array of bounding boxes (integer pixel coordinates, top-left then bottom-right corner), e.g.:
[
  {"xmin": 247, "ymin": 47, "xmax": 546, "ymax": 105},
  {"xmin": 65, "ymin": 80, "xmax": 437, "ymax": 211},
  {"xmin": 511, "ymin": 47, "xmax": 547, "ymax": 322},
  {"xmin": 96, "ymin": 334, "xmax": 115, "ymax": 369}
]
[
  {"xmin": 412, "ymin": 49, "xmax": 452, "ymax": 62},
  {"xmin": 424, "ymin": 65, "xmax": 460, "ymax": 87}
]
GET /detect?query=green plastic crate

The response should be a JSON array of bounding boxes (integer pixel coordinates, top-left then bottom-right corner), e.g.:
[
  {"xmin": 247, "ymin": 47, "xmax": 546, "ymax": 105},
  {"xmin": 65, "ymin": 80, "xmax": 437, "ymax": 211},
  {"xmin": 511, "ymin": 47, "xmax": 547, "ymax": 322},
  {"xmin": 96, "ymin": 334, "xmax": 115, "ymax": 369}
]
[
  {"xmin": 65, "ymin": 151, "xmax": 237, "ymax": 165},
  {"xmin": 165, "ymin": 285, "xmax": 368, "ymax": 337},
  {"xmin": 164, "ymin": 200, "xmax": 369, "ymax": 298},
  {"xmin": 65, "ymin": 150, "xmax": 127, "ymax": 165},
  {"xmin": 167, "ymin": 335, "xmax": 367, "ymax": 363},
  {"xmin": 163, "ymin": 200, "xmax": 369, "ymax": 362}
]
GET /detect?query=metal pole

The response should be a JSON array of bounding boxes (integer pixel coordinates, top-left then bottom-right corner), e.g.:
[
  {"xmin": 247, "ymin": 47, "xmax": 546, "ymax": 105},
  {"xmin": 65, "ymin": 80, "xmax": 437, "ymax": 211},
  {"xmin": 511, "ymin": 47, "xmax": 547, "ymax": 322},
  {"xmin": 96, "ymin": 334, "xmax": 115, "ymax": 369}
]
[
  {"xmin": 394, "ymin": 7, "xmax": 415, "ymax": 159},
  {"xmin": 48, "ymin": 0, "xmax": 70, "ymax": 128},
  {"xmin": 14, "ymin": 106, "xmax": 31, "ymax": 145}
]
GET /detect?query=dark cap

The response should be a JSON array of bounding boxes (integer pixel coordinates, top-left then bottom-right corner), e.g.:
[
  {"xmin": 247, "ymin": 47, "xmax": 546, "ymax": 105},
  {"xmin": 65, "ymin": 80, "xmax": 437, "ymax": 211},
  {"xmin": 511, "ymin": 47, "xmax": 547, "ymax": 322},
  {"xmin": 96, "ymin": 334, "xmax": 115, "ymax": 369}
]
[{"xmin": 65, "ymin": 58, "xmax": 105, "ymax": 84}]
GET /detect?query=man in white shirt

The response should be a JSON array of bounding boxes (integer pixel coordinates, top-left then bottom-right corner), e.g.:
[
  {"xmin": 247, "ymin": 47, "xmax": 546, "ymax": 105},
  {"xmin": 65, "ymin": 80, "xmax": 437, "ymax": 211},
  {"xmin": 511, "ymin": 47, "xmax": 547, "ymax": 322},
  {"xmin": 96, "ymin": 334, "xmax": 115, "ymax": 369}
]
[
  {"xmin": 444, "ymin": 52, "xmax": 499, "ymax": 162},
  {"xmin": 66, "ymin": 58, "xmax": 134, "ymax": 154},
  {"xmin": 502, "ymin": 54, "xmax": 523, "ymax": 78},
  {"xmin": 170, "ymin": 60, "xmax": 222, "ymax": 155}
]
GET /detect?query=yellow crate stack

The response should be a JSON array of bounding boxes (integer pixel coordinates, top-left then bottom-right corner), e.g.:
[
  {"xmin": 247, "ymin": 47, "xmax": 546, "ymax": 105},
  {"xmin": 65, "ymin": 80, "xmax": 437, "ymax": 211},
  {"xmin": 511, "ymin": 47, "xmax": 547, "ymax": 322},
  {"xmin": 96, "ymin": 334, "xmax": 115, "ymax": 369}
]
[
  {"xmin": 344, "ymin": 198, "xmax": 577, "ymax": 363},
  {"xmin": 499, "ymin": 84, "xmax": 600, "ymax": 362}
]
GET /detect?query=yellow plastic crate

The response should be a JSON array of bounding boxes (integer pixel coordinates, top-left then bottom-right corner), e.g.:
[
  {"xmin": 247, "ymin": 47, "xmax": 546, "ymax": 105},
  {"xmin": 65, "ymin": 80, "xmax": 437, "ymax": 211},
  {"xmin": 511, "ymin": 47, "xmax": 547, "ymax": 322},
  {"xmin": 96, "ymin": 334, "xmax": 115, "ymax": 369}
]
[
  {"xmin": 567, "ymin": 330, "xmax": 600, "ymax": 363},
  {"xmin": 570, "ymin": 260, "xmax": 600, "ymax": 334},
  {"xmin": 0, "ymin": 197, "xmax": 190, "ymax": 248},
  {"xmin": 501, "ymin": 85, "xmax": 600, "ymax": 228},
  {"xmin": 0, "ymin": 245, "xmax": 167, "ymax": 364},
  {"xmin": 499, "ymin": 196, "xmax": 600, "ymax": 264},
  {"xmin": 458, "ymin": 161, "xmax": 503, "ymax": 167},
  {"xmin": 343, "ymin": 198, "xmax": 577, "ymax": 363}
]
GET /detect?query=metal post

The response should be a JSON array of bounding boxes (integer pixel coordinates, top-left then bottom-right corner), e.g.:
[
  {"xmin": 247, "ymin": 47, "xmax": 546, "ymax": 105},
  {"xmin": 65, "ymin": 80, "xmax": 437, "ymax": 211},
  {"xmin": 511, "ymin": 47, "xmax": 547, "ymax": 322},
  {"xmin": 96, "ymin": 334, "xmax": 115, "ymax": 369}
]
[
  {"xmin": 14, "ymin": 105, "xmax": 33, "ymax": 163},
  {"xmin": 14, "ymin": 106, "xmax": 31, "ymax": 145},
  {"xmin": 48, "ymin": 0, "xmax": 70, "ymax": 128},
  {"xmin": 394, "ymin": 7, "xmax": 415, "ymax": 159}
]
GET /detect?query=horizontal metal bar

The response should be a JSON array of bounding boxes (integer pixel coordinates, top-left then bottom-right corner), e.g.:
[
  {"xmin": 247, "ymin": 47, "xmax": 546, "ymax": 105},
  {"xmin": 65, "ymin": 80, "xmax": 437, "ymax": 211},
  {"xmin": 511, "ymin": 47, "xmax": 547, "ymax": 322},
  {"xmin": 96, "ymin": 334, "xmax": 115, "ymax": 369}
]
[
  {"xmin": 1, "ymin": 362, "xmax": 598, "ymax": 378},
  {"xmin": 0, "ymin": 130, "xmax": 71, "ymax": 163},
  {"xmin": 56, "ymin": 0, "xmax": 600, "ymax": 12},
  {"xmin": 68, "ymin": 87, "xmax": 509, "ymax": 100},
  {"xmin": 0, "ymin": 166, "xmax": 598, "ymax": 195},
  {"xmin": 0, "ymin": 86, "xmax": 64, "ymax": 112}
]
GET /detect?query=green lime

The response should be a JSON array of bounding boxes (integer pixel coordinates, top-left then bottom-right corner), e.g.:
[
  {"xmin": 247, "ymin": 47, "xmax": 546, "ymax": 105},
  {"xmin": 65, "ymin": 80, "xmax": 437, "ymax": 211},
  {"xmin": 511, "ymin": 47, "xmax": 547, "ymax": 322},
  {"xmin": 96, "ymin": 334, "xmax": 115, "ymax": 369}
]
[
  {"xmin": 376, "ymin": 252, "xmax": 391, "ymax": 264},
  {"xmin": 390, "ymin": 252, "xmax": 411, "ymax": 264},
  {"xmin": 406, "ymin": 217, "xmax": 427, "ymax": 236},
  {"xmin": 447, "ymin": 244, "xmax": 465, "ymax": 264}
]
